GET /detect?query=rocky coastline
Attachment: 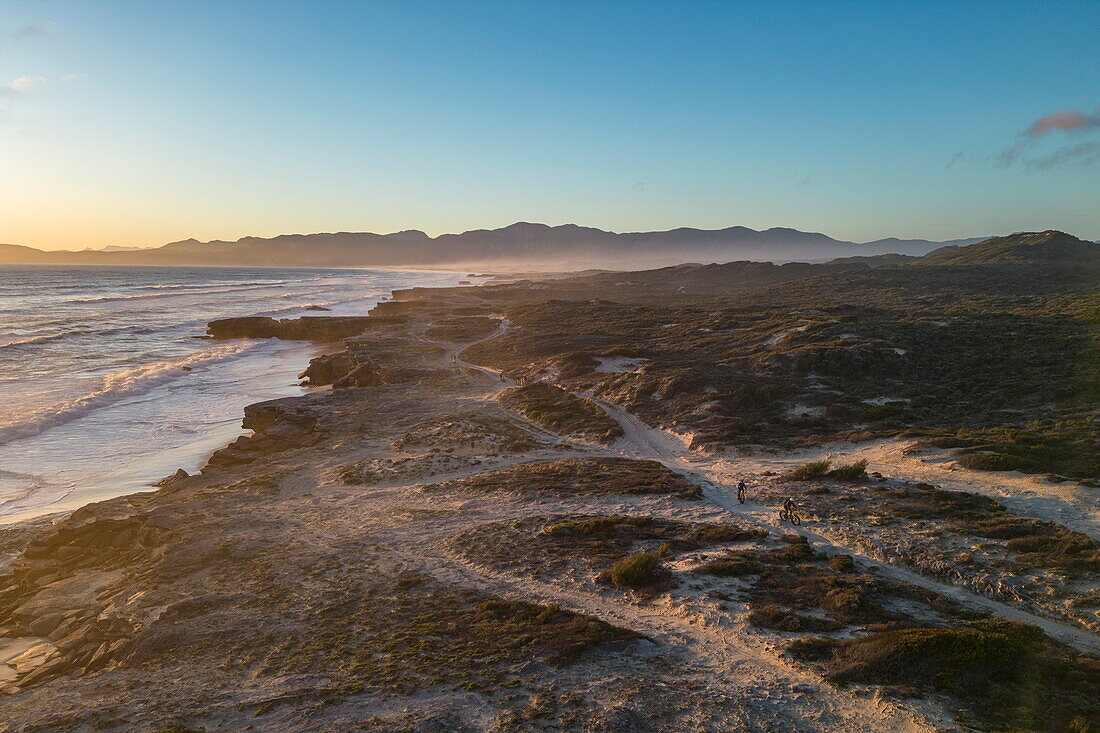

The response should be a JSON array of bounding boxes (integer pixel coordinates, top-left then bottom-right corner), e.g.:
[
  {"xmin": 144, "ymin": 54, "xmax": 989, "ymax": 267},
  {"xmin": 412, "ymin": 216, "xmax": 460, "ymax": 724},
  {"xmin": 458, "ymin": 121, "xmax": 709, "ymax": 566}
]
[{"xmin": 1, "ymin": 244, "xmax": 1097, "ymax": 731}]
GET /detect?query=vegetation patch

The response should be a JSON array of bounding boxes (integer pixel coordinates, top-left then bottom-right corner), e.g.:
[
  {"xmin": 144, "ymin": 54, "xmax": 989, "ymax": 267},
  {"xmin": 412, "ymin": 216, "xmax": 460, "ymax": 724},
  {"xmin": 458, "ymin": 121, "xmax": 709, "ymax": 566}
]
[
  {"xmin": 923, "ymin": 419, "xmax": 1099, "ymax": 483},
  {"xmin": 886, "ymin": 485, "xmax": 1100, "ymax": 571},
  {"xmin": 696, "ymin": 537, "xmax": 920, "ymax": 630},
  {"xmin": 499, "ymin": 383, "xmax": 624, "ymax": 443},
  {"xmin": 451, "ymin": 514, "xmax": 764, "ymax": 578},
  {"xmin": 424, "ymin": 316, "xmax": 499, "ymax": 342},
  {"xmin": 786, "ymin": 459, "xmax": 868, "ymax": 481},
  {"xmin": 789, "ymin": 620, "xmax": 1100, "ymax": 732},
  {"xmin": 597, "ymin": 545, "xmax": 668, "ymax": 588},
  {"xmin": 427, "ymin": 457, "xmax": 702, "ymax": 499},
  {"xmin": 859, "ymin": 403, "xmax": 905, "ymax": 421},
  {"xmin": 748, "ymin": 604, "xmax": 844, "ymax": 633},
  {"xmin": 217, "ymin": 573, "xmax": 644, "ymax": 700}
]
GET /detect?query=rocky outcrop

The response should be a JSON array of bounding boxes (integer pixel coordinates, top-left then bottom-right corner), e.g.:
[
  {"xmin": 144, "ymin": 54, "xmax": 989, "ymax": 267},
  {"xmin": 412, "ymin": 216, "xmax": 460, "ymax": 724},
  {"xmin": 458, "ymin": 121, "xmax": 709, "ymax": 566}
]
[
  {"xmin": 205, "ymin": 399, "xmax": 327, "ymax": 467},
  {"xmin": 206, "ymin": 315, "xmax": 405, "ymax": 342},
  {"xmin": 0, "ymin": 512, "xmax": 177, "ymax": 690},
  {"xmin": 297, "ymin": 350, "xmax": 384, "ymax": 388}
]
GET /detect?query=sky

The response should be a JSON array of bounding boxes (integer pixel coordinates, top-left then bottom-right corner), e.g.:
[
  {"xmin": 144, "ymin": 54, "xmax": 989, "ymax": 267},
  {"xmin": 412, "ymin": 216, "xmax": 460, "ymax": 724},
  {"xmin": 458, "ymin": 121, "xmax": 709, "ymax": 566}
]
[{"xmin": 2, "ymin": 0, "xmax": 1099, "ymax": 251}]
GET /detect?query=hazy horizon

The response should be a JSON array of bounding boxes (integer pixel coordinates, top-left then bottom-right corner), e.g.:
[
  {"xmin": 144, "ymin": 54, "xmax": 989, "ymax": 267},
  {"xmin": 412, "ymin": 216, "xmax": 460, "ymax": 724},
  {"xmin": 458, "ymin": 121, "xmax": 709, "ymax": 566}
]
[
  {"xmin": 3, "ymin": 0, "xmax": 1099, "ymax": 251},
  {"xmin": 5, "ymin": 220, "xmax": 998, "ymax": 254}
]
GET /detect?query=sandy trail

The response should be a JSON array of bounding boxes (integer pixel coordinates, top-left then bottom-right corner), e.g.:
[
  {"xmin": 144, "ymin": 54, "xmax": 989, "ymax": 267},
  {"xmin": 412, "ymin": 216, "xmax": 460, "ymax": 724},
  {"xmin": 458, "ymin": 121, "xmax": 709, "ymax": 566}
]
[
  {"xmin": 401, "ymin": 547, "xmax": 935, "ymax": 732},
  {"xmin": 429, "ymin": 340, "xmax": 945, "ymax": 729},
  {"xmin": 588, "ymin": 398, "xmax": 1100, "ymax": 654},
  {"xmin": 446, "ymin": 340, "xmax": 1100, "ymax": 653}
]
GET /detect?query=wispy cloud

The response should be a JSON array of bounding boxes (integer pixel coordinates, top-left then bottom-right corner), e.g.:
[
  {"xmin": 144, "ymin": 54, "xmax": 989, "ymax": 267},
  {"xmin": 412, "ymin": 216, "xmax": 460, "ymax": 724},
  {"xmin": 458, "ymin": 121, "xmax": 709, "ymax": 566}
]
[
  {"xmin": 1027, "ymin": 141, "xmax": 1100, "ymax": 170},
  {"xmin": 1, "ymin": 75, "xmax": 47, "ymax": 95},
  {"xmin": 945, "ymin": 151, "xmax": 974, "ymax": 169},
  {"xmin": 1025, "ymin": 109, "xmax": 1100, "ymax": 138},
  {"xmin": 999, "ymin": 107, "xmax": 1100, "ymax": 169},
  {"xmin": 14, "ymin": 21, "xmax": 55, "ymax": 38}
]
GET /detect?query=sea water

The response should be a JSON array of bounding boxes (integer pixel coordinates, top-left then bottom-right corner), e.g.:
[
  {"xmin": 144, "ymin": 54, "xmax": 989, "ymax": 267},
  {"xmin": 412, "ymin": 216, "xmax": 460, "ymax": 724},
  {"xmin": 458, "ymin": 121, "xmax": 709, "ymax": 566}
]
[{"xmin": 0, "ymin": 265, "xmax": 463, "ymax": 524}]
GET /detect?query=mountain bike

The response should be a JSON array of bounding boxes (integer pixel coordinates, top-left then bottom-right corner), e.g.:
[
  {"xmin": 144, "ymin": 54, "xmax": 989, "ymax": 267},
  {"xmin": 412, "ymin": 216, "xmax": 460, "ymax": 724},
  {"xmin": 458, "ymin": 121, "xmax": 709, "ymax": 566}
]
[
  {"xmin": 778, "ymin": 507, "xmax": 802, "ymax": 526},
  {"xmin": 737, "ymin": 485, "xmax": 746, "ymax": 504}
]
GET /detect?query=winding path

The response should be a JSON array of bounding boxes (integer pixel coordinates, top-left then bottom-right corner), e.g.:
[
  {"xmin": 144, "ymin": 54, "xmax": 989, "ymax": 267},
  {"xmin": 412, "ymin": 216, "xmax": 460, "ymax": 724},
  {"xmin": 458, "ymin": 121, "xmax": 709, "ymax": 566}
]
[{"xmin": 447, "ymin": 330, "xmax": 1100, "ymax": 655}]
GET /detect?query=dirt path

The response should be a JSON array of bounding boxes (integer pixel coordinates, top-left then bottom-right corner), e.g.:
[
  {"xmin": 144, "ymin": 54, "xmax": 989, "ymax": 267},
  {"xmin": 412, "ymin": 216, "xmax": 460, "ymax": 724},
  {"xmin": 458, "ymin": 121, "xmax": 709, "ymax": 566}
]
[
  {"xmin": 383, "ymin": 532, "xmax": 938, "ymax": 732},
  {"xmin": 443, "ymin": 335, "xmax": 1100, "ymax": 654},
  {"xmin": 592, "ymin": 398, "xmax": 1100, "ymax": 654}
]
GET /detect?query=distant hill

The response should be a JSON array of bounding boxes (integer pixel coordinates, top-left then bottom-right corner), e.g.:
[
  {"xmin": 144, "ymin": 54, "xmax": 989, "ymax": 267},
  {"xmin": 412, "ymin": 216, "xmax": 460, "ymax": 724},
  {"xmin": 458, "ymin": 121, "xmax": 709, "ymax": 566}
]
[
  {"xmin": 914, "ymin": 230, "xmax": 1100, "ymax": 267},
  {"xmin": 0, "ymin": 222, "xmax": 987, "ymax": 269}
]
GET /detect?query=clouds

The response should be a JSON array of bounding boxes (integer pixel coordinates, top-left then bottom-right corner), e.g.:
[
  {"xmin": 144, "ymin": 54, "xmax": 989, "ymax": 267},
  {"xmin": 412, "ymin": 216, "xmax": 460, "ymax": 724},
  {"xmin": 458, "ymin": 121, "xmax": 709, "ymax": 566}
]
[
  {"xmin": 1, "ymin": 75, "xmax": 47, "ymax": 95},
  {"xmin": 14, "ymin": 21, "xmax": 55, "ymax": 39},
  {"xmin": 1025, "ymin": 109, "xmax": 1100, "ymax": 138},
  {"xmin": 1028, "ymin": 142, "xmax": 1100, "ymax": 170},
  {"xmin": 999, "ymin": 107, "xmax": 1100, "ymax": 168}
]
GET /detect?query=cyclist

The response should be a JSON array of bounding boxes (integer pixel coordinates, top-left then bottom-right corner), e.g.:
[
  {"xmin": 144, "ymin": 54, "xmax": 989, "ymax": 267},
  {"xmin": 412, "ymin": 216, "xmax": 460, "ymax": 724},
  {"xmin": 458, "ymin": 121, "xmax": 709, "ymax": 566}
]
[
  {"xmin": 780, "ymin": 497, "xmax": 802, "ymax": 525},
  {"xmin": 736, "ymin": 479, "xmax": 747, "ymax": 504}
]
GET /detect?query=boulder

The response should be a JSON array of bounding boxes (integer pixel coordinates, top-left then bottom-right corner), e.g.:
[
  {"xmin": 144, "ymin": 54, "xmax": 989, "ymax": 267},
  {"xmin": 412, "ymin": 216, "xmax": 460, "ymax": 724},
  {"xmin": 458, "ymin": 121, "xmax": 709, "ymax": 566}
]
[
  {"xmin": 153, "ymin": 469, "xmax": 189, "ymax": 488},
  {"xmin": 298, "ymin": 351, "xmax": 384, "ymax": 388}
]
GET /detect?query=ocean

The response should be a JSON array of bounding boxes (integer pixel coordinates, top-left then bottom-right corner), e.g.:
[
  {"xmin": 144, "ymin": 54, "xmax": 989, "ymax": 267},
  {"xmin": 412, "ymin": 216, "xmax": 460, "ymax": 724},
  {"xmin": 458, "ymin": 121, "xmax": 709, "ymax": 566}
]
[{"xmin": 0, "ymin": 265, "xmax": 463, "ymax": 524}]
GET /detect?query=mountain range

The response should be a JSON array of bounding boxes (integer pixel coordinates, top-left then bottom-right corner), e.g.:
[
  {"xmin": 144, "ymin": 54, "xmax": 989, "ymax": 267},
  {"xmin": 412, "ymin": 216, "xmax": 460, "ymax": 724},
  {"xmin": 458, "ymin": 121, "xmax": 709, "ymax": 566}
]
[{"xmin": 0, "ymin": 223, "xmax": 990, "ymax": 269}]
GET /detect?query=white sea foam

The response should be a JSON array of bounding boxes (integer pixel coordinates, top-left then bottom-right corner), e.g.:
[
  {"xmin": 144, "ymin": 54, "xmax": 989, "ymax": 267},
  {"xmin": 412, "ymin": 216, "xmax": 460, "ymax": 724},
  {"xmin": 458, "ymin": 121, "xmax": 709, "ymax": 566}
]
[
  {"xmin": 0, "ymin": 332, "xmax": 69, "ymax": 349},
  {"xmin": 0, "ymin": 342, "xmax": 257, "ymax": 447},
  {"xmin": 0, "ymin": 264, "xmax": 464, "ymax": 523},
  {"xmin": 67, "ymin": 283, "xmax": 284, "ymax": 303}
]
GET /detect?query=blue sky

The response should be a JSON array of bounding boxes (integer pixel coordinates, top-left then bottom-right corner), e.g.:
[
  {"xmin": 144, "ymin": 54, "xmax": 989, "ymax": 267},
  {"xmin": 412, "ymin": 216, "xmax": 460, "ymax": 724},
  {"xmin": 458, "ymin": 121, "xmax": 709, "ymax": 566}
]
[{"xmin": 2, "ymin": 0, "xmax": 1098, "ymax": 249}]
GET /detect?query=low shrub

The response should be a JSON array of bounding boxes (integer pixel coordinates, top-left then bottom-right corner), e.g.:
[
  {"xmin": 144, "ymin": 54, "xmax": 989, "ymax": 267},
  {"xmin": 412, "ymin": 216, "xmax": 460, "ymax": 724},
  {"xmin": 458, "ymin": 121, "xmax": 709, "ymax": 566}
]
[
  {"xmin": 686, "ymin": 525, "xmax": 768, "ymax": 544},
  {"xmin": 829, "ymin": 555, "xmax": 855, "ymax": 572},
  {"xmin": 598, "ymin": 545, "xmax": 668, "ymax": 587},
  {"xmin": 499, "ymin": 383, "xmax": 623, "ymax": 443},
  {"xmin": 828, "ymin": 459, "xmax": 869, "ymax": 481},
  {"xmin": 790, "ymin": 620, "xmax": 1100, "ymax": 731},
  {"xmin": 786, "ymin": 459, "xmax": 868, "ymax": 481},
  {"xmin": 694, "ymin": 557, "xmax": 760, "ymax": 577},
  {"xmin": 957, "ymin": 452, "xmax": 1041, "ymax": 473},
  {"xmin": 748, "ymin": 604, "xmax": 844, "ymax": 633},
  {"xmin": 859, "ymin": 403, "xmax": 904, "ymax": 421},
  {"xmin": 787, "ymin": 460, "xmax": 832, "ymax": 480}
]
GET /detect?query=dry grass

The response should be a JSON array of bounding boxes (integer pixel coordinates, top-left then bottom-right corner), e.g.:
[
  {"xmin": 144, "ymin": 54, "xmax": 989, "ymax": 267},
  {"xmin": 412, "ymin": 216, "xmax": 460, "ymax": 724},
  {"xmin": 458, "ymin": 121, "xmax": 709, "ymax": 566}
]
[{"xmin": 598, "ymin": 545, "xmax": 668, "ymax": 588}]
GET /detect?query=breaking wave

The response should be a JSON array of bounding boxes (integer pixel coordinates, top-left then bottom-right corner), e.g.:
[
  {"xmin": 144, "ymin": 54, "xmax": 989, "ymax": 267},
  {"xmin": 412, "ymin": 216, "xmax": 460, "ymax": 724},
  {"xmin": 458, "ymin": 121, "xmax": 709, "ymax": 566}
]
[{"xmin": 0, "ymin": 342, "xmax": 258, "ymax": 447}]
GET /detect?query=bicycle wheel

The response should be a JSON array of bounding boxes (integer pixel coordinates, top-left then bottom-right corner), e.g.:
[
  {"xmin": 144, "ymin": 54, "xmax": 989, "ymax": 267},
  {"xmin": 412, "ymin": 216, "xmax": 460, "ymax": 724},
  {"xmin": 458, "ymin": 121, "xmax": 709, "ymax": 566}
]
[
  {"xmin": 791, "ymin": 513, "xmax": 802, "ymax": 526},
  {"xmin": 778, "ymin": 509, "xmax": 789, "ymax": 521},
  {"xmin": 738, "ymin": 491, "xmax": 745, "ymax": 504}
]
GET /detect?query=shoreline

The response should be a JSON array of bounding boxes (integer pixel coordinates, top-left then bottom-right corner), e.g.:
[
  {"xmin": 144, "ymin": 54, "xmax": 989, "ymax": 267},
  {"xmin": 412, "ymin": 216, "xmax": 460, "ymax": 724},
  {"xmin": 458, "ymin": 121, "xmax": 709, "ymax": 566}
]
[{"xmin": 0, "ymin": 267, "xmax": 467, "ymax": 527}]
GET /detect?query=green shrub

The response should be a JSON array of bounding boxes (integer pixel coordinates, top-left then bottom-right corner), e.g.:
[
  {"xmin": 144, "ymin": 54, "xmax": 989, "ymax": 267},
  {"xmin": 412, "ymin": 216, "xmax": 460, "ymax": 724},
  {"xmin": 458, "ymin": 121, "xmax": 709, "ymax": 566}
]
[
  {"xmin": 499, "ymin": 383, "xmax": 623, "ymax": 443},
  {"xmin": 787, "ymin": 459, "xmax": 867, "ymax": 481},
  {"xmin": 957, "ymin": 452, "xmax": 1041, "ymax": 473},
  {"xmin": 829, "ymin": 554, "xmax": 855, "ymax": 572},
  {"xmin": 598, "ymin": 545, "xmax": 668, "ymax": 587},
  {"xmin": 544, "ymin": 516, "xmax": 623, "ymax": 537},
  {"xmin": 788, "ymin": 460, "xmax": 832, "ymax": 480},
  {"xmin": 694, "ymin": 557, "xmax": 760, "ymax": 577},
  {"xmin": 860, "ymin": 403, "xmax": 904, "ymax": 421},
  {"xmin": 686, "ymin": 525, "xmax": 768, "ymax": 544},
  {"xmin": 790, "ymin": 620, "xmax": 1100, "ymax": 732},
  {"xmin": 748, "ymin": 604, "xmax": 844, "ymax": 632},
  {"xmin": 828, "ymin": 459, "xmax": 869, "ymax": 481}
]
